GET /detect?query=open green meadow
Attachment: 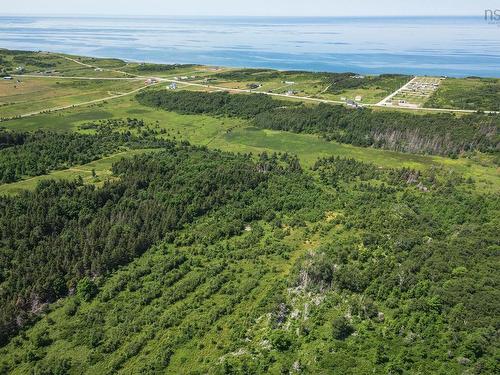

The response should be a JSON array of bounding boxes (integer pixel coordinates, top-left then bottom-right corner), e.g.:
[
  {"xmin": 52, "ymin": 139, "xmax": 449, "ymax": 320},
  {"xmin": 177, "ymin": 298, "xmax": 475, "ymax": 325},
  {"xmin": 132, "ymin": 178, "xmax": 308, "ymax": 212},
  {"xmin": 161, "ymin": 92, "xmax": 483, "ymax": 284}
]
[{"xmin": 0, "ymin": 77, "xmax": 144, "ymax": 118}]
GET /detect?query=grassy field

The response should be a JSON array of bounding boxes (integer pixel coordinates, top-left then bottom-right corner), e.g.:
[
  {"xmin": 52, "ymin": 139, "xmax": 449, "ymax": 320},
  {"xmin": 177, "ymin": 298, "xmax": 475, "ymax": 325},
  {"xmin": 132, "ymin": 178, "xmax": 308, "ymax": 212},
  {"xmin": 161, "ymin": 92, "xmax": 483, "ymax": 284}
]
[
  {"xmin": 4, "ymin": 49, "xmax": 500, "ymax": 112},
  {"xmin": 0, "ymin": 77, "xmax": 144, "ymax": 118},
  {"xmin": 425, "ymin": 77, "xmax": 500, "ymax": 111},
  {"xmin": 120, "ymin": 63, "xmax": 222, "ymax": 78},
  {"xmin": 1, "ymin": 50, "xmax": 82, "ymax": 74},
  {"xmin": 60, "ymin": 54, "xmax": 127, "ymax": 69}
]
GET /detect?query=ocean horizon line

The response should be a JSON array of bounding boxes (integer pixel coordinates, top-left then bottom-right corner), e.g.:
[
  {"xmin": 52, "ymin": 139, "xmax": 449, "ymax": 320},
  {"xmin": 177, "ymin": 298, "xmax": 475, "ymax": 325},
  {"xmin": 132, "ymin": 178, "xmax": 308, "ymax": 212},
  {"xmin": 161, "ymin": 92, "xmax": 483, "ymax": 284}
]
[{"xmin": 0, "ymin": 14, "xmax": 485, "ymax": 19}]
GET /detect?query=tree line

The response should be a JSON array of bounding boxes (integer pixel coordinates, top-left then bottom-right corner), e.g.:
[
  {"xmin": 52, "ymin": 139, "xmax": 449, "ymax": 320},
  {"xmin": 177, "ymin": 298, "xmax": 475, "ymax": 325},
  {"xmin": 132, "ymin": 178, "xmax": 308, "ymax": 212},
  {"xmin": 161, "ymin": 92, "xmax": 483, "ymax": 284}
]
[
  {"xmin": 136, "ymin": 90, "xmax": 296, "ymax": 119},
  {"xmin": 134, "ymin": 63, "xmax": 198, "ymax": 72},
  {"xmin": 136, "ymin": 90, "xmax": 500, "ymax": 156}
]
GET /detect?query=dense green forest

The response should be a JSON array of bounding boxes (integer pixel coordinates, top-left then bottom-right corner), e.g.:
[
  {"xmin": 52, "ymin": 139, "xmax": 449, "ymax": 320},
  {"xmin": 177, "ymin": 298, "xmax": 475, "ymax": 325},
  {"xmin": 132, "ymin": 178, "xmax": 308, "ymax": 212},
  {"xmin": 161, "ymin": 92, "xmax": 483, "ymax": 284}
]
[
  {"xmin": 212, "ymin": 69, "xmax": 327, "ymax": 82},
  {"xmin": 252, "ymin": 104, "xmax": 499, "ymax": 156},
  {"xmin": 0, "ymin": 129, "xmax": 498, "ymax": 373},
  {"xmin": 0, "ymin": 138, "xmax": 303, "ymax": 345},
  {"xmin": 1, "ymin": 48, "xmax": 499, "ymax": 373},
  {"xmin": 136, "ymin": 90, "xmax": 297, "ymax": 119},
  {"xmin": 136, "ymin": 90, "xmax": 499, "ymax": 156}
]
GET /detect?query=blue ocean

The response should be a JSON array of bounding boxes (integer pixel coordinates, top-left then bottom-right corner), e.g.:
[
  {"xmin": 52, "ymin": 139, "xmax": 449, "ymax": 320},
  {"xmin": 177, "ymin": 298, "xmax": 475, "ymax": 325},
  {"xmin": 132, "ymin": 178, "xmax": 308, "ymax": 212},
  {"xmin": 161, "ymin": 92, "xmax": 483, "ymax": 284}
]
[{"xmin": 1, "ymin": 16, "xmax": 499, "ymax": 77}]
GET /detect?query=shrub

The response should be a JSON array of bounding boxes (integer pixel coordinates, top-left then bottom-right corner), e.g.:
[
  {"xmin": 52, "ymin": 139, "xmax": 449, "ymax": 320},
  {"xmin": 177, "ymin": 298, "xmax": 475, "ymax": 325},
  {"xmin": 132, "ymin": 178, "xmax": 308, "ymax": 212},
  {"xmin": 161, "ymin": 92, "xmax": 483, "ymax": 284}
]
[
  {"xmin": 270, "ymin": 331, "xmax": 293, "ymax": 351},
  {"xmin": 332, "ymin": 317, "xmax": 354, "ymax": 340},
  {"xmin": 77, "ymin": 277, "xmax": 98, "ymax": 302}
]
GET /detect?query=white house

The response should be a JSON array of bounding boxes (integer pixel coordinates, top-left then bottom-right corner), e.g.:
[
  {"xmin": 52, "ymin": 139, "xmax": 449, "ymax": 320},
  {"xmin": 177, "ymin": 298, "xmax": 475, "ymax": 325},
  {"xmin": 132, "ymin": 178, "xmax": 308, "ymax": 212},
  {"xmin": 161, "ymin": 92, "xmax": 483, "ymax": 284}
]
[{"xmin": 346, "ymin": 99, "xmax": 359, "ymax": 108}]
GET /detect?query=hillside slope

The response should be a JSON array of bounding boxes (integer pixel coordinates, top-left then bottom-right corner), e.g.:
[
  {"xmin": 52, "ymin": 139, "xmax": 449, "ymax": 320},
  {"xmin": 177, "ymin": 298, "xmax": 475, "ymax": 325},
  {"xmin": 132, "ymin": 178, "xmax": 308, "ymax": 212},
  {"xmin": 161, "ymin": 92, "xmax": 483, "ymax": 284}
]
[{"xmin": 0, "ymin": 144, "xmax": 498, "ymax": 374}]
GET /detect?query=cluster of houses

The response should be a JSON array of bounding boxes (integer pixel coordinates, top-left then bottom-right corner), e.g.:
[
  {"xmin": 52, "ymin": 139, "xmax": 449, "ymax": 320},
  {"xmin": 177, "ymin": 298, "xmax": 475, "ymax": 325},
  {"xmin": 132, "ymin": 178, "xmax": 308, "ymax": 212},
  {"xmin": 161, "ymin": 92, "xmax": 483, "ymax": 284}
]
[
  {"xmin": 404, "ymin": 79, "xmax": 440, "ymax": 94},
  {"xmin": 391, "ymin": 77, "xmax": 443, "ymax": 108}
]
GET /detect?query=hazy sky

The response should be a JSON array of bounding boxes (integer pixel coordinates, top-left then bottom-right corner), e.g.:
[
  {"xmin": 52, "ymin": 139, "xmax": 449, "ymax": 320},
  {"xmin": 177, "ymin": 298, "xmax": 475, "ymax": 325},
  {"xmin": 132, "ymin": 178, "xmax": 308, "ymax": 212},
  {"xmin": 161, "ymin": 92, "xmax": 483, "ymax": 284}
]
[{"xmin": 2, "ymin": 0, "xmax": 496, "ymax": 16}]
